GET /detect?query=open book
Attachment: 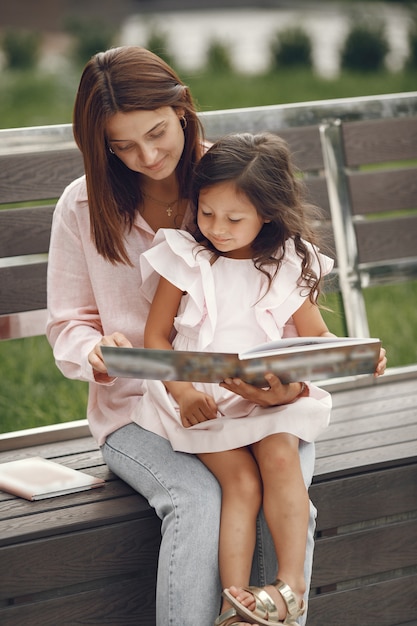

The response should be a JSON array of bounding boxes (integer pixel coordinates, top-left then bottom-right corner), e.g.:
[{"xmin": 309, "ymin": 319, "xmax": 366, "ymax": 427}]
[
  {"xmin": 102, "ymin": 336, "xmax": 381, "ymax": 387},
  {"xmin": 0, "ymin": 456, "xmax": 105, "ymax": 501}
]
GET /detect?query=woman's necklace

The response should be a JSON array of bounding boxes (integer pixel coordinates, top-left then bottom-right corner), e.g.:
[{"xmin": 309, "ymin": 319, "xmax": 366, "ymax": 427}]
[{"xmin": 142, "ymin": 191, "xmax": 178, "ymax": 217}]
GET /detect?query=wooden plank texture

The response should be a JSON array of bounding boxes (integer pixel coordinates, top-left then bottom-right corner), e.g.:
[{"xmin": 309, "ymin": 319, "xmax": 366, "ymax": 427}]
[
  {"xmin": 308, "ymin": 573, "xmax": 417, "ymax": 626},
  {"xmin": 342, "ymin": 117, "xmax": 417, "ymax": 166},
  {"xmin": 311, "ymin": 464, "xmax": 417, "ymax": 530},
  {"xmin": 0, "ymin": 262, "xmax": 47, "ymax": 315},
  {"xmin": 276, "ymin": 126, "xmax": 324, "ymax": 171},
  {"xmin": 311, "ymin": 518, "xmax": 417, "ymax": 587},
  {"xmin": 0, "ymin": 150, "xmax": 84, "ymax": 204},
  {"xmin": 347, "ymin": 168, "xmax": 417, "ymax": 215},
  {"xmin": 355, "ymin": 215, "xmax": 417, "ymax": 264},
  {"xmin": 0, "ymin": 576, "xmax": 157, "ymax": 626},
  {"xmin": 0, "ymin": 206, "xmax": 54, "ymax": 257},
  {"xmin": 0, "ymin": 518, "xmax": 160, "ymax": 598}
]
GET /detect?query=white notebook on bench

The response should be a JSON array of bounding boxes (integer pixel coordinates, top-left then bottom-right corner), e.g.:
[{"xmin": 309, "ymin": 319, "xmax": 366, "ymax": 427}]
[{"xmin": 0, "ymin": 456, "xmax": 105, "ymax": 501}]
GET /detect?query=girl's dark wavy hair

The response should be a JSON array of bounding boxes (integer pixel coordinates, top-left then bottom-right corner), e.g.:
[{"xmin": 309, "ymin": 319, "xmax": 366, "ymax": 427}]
[{"xmin": 188, "ymin": 132, "xmax": 326, "ymax": 304}]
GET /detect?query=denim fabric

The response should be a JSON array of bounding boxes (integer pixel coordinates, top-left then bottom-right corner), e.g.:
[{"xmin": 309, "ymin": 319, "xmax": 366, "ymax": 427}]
[{"xmin": 102, "ymin": 424, "xmax": 315, "ymax": 625}]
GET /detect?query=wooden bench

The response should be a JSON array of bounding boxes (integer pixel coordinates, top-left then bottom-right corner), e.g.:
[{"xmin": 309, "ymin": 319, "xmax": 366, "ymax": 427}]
[{"xmin": 1, "ymin": 92, "xmax": 417, "ymax": 625}]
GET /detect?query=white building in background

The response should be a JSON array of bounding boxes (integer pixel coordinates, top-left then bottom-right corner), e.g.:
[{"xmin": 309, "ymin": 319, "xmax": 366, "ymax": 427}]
[{"xmin": 120, "ymin": 3, "xmax": 411, "ymax": 77}]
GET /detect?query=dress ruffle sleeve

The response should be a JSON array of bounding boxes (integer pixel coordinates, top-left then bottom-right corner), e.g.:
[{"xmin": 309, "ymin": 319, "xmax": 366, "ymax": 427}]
[
  {"xmin": 254, "ymin": 238, "xmax": 334, "ymax": 340},
  {"xmin": 140, "ymin": 229, "xmax": 217, "ymax": 347}
]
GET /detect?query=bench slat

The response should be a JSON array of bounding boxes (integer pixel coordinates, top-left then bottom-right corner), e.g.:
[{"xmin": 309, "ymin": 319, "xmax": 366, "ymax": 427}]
[
  {"xmin": 0, "ymin": 491, "xmax": 156, "ymax": 546},
  {"xmin": 275, "ymin": 126, "xmax": 324, "ymax": 171},
  {"xmin": 355, "ymin": 215, "xmax": 417, "ymax": 264},
  {"xmin": 0, "ymin": 150, "xmax": 84, "ymax": 204},
  {"xmin": 327, "ymin": 376, "xmax": 417, "ymax": 408},
  {"xmin": 311, "ymin": 464, "xmax": 417, "ymax": 530},
  {"xmin": 308, "ymin": 573, "xmax": 417, "ymax": 626},
  {"xmin": 203, "ymin": 117, "xmax": 324, "ymax": 171},
  {"xmin": 0, "ymin": 576, "xmax": 157, "ymax": 626},
  {"xmin": 0, "ymin": 206, "xmax": 54, "ymax": 257},
  {"xmin": 347, "ymin": 167, "xmax": 417, "ymax": 215},
  {"xmin": 0, "ymin": 517, "xmax": 160, "ymax": 599},
  {"xmin": 0, "ymin": 262, "xmax": 47, "ymax": 315},
  {"xmin": 303, "ymin": 177, "xmax": 330, "ymax": 216},
  {"xmin": 315, "ymin": 440, "xmax": 417, "ymax": 477},
  {"xmin": 312, "ymin": 518, "xmax": 417, "ymax": 587},
  {"xmin": 342, "ymin": 117, "xmax": 417, "ymax": 166}
]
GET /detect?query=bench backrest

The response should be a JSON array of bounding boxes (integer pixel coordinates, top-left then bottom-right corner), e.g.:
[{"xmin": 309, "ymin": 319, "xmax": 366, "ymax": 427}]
[{"xmin": 1, "ymin": 92, "xmax": 416, "ymax": 340}]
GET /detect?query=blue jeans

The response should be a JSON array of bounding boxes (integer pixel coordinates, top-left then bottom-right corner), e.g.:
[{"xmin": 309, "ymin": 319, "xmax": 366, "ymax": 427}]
[{"xmin": 102, "ymin": 423, "xmax": 316, "ymax": 626}]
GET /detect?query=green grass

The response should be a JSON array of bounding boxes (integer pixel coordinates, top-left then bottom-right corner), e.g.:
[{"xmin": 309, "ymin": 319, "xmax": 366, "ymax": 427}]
[
  {"xmin": 0, "ymin": 66, "xmax": 416, "ymax": 433},
  {"xmin": 0, "ymin": 336, "xmax": 88, "ymax": 433},
  {"xmin": 322, "ymin": 280, "xmax": 417, "ymax": 366},
  {"xmin": 0, "ymin": 69, "xmax": 78, "ymax": 128},
  {"xmin": 1, "ymin": 66, "xmax": 416, "ymax": 129},
  {"xmin": 186, "ymin": 68, "xmax": 417, "ymax": 112}
]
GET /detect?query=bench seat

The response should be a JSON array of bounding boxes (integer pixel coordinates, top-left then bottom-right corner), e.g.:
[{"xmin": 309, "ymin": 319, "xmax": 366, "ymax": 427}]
[{"xmin": 1, "ymin": 367, "xmax": 416, "ymax": 626}]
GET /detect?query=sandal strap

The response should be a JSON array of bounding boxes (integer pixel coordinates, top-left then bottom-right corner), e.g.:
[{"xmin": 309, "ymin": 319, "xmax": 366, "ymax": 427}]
[
  {"xmin": 214, "ymin": 607, "xmax": 240, "ymax": 626},
  {"xmin": 244, "ymin": 585, "xmax": 279, "ymax": 622},
  {"xmin": 273, "ymin": 580, "xmax": 306, "ymax": 621}
]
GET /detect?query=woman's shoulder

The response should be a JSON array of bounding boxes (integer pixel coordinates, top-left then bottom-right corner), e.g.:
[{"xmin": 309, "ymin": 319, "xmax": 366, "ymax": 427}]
[
  {"xmin": 54, "ymin": 175, "xmax": 89, "ymax": 230},
  {"xmin": 57, "ymin": 175, "xmax": 88, "ymax": 208}
]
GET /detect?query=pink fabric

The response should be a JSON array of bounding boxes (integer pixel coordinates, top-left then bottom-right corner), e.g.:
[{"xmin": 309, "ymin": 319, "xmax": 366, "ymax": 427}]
[
  {"xmin": 134, "ymin": 230, "xmax": 334, "ymax": 453},
  {"xmin": 46, "ymin": 175, "xmax": 174, "ymax": 445}
]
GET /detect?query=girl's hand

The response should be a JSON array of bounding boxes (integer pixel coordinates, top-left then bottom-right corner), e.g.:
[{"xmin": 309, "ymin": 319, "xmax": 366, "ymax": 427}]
[
  {"xmin": 88, "ymin": 332, "xmax": 132, "ymax": 383},
  {"xmin": 177, "ymin": 388, "xmax": 218, "ymax": 428},
  {"xmin": 375, "ymin": 347, "xmax": 387, "ymax": 377},
  {"xmin": 220, "ymin": 373, "xmax": 303, "ymax": 407}
]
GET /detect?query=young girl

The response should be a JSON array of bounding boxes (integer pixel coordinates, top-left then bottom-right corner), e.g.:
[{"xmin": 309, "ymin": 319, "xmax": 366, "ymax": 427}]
[{"xmin": 136, "ymin": 132, "xmax": 384, "ymax": 626}]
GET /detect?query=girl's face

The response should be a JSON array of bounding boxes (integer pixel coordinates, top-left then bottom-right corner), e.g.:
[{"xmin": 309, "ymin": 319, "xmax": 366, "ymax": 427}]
[
  {"xmin": 197, "ymin": 181, "xmax": 268, "ymax": 259},
  {"xmin": 106, "ymin": 107, "xmax": 185, "ymax": 181}
]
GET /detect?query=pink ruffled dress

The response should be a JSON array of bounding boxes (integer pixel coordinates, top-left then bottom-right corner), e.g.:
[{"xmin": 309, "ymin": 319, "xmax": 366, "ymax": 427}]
[{"xmin": 134, "ymin": 229, "xmax": 333, "ymax": 453}]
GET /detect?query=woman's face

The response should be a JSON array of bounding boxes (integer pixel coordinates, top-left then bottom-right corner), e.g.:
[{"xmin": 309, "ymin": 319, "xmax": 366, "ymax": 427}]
[{"xmin": 106, "ymin": 107, "xmax": 185, "ymax": 181}]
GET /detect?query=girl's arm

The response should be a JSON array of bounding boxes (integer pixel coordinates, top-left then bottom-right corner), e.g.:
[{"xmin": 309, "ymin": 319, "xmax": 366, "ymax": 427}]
[
  {"xmin": 144, "ymin": 276, "xmax": 183, "ymax": 352},
  {"xmin": 145, "ymin": 277, "xmax": 218, "ymax": 424},
  {"xmin": 291, "ymin": 298, "xmax": 335, "ymax": 339},
  {"xmin": 292, "ymin": 299, "xmax": 386, "ymax": 376}
]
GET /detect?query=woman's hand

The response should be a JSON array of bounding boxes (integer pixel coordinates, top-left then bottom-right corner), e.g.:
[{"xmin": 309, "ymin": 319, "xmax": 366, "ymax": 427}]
[
  {"xmin": 88, "ymin": 332, "xmax": 132, "ymax": 383},
  {"xmin": 220, "ymin": 374, "xmax": 303, "ymax": 407},
  {"xmin": 375, "ymin": 347, "xmax": 387, "ymax": 377}
]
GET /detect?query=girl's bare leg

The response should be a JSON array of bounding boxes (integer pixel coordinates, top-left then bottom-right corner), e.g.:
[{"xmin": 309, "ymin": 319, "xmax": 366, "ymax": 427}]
[
  {"xmin": 227, "ymin": 433, "xmax": 308, "ymax": 619},
  {"xmin": 198, "ymin": 448, "xmax": 262, "ymax": 618}
]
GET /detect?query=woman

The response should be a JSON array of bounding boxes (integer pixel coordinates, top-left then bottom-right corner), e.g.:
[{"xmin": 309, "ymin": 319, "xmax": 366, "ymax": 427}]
[{"xmin": 47, "ymin": 46, "xmax": 318, "ymax": 626}]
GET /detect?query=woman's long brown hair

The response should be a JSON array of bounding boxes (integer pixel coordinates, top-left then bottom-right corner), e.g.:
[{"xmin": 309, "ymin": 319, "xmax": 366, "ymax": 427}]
[{"xmin": 73, "ymin": 46, "xmax": 204, "ymax": 264}]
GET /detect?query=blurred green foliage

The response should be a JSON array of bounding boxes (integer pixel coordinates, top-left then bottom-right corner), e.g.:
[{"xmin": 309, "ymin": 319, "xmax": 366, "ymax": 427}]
[
  {"xmin": 2, "ymin": 29, "xmax": 41, "ymax": 70},
  {"xmin": 64, "ymin": 16, "xmax": 116, "ymax": 66},
  {"xmin": 269, "ymin": 26, "xmax": 313, "ymax": 70},
  {"xmin": 340, "ymin": 19, "xmax": 390, "ymax": 71},
  {"xmin": 205, "ymin": 39, "xmax": 235, "ymax": 74}
]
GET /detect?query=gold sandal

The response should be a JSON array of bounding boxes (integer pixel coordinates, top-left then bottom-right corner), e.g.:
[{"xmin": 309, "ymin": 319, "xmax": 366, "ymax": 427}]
[
  {"xmin": 223, "ymin": 579, "xmax": 305, "ymax": 625},
  {"xmin": 214, "ymin": 607, "xmax": 243, "ymax": 625}
]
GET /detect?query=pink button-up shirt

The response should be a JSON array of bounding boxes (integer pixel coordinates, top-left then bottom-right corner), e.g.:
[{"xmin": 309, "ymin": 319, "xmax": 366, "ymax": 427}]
[{"xmin": 47, "ymin": 175, "xmax": 166, "ymax": 445}]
